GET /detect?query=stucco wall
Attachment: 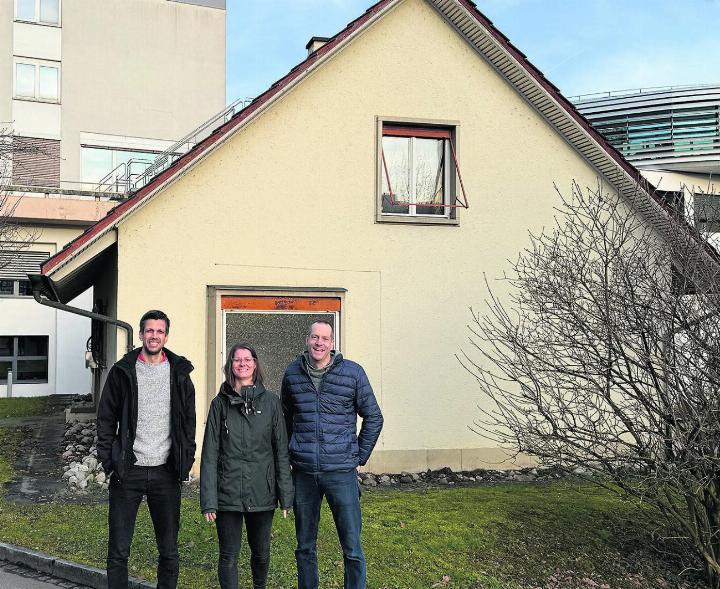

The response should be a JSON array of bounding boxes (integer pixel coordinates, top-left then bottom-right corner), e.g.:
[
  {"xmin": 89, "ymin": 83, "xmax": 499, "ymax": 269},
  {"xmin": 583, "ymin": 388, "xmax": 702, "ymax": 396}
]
[
  {"xmin": 113, "ymin": 0, "xmax": 622, "ymax": 471},
  {"xmin": 0, "ymin": 1, "xmax": 13, "ymax": 125},
  {"xmin": 60, "ymin": 0, "xmax": 226, "ymax": 182}
]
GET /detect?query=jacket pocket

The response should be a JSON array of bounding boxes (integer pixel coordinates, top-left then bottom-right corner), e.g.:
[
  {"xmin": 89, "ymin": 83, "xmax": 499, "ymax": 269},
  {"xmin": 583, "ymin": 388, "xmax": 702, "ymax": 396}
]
[
  {"xmin": 266, "ymin": 463, "xmax": 274, "ymax": 494},
  {"xmin": 110, "ymin": 437, "xmax": 123, "ymax": 476}
]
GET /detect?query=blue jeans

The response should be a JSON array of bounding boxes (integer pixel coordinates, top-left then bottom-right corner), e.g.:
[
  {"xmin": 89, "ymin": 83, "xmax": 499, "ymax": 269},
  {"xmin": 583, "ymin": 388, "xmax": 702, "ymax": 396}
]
[
  {"xmin": 293, "ymin": 469, "xmax": 365, "ymax": 589},
  {"xmin": 107, "ymin": 464, "xmax": 181, "ymax": 589}
]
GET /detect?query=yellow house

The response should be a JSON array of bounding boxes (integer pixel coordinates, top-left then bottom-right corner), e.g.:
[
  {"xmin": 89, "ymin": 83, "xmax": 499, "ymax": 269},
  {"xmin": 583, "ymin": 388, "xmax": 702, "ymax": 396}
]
[{"xmin": 34, "ymin": 0, "xmax": 673, "ymax": 474}]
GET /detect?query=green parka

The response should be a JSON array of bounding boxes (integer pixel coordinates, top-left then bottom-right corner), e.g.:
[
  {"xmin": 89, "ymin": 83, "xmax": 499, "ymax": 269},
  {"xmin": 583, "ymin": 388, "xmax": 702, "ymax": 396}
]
[{"xmin": 200, "ymin": 382, "xmax": 293, "ymax": 513}]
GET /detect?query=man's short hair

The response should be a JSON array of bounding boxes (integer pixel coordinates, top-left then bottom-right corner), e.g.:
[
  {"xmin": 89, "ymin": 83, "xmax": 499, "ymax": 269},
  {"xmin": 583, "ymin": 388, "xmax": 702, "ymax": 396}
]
[
  {"xmin": 308, "ymin": 319, "xmax": 334, "ymax": 338},
  {"xmin": 140, "ymin": 310, "xmax": 170, "ymax": 334}
]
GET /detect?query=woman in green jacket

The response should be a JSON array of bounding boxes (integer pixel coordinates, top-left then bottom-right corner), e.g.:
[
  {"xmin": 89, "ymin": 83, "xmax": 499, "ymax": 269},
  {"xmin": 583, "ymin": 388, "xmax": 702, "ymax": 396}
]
[{"xmin": 200, "ymin": 343, "xmax": 293, "ymax": 589}]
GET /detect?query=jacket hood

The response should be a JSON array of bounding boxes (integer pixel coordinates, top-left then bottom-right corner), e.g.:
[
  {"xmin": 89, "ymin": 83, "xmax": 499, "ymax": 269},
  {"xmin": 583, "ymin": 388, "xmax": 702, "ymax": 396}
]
[
  {"xmin": 218, "ymin": 380, "xmax": 266, "ymax": 399},
  {"xmin": 117, "ymin": 347, "xmax": 193, "ymax": 375}
]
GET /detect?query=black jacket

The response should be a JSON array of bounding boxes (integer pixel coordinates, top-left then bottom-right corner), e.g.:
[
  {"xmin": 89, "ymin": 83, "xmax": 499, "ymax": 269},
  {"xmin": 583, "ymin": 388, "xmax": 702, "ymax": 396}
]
[
  {"xmin": 96, "ymin": 347, "xmax": 196, "ymax": 482},
  {"xmin": 200, "ymin": 382, "xmax": 293, "ymax": 513}
]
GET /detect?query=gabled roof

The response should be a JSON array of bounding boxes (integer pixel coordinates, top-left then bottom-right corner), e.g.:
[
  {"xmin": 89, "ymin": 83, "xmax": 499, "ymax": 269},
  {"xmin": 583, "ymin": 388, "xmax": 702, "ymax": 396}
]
[{"xmin": 43, "ymin": 0, "xmax": 672, "ymax": 278}]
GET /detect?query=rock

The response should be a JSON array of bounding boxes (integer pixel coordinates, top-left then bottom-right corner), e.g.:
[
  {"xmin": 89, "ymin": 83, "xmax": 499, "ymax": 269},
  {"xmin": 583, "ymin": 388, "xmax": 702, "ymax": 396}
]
[
  {"xmin": 78, "ymin": 479, "xmax": 88, "ymax": 489},
  {"xmin": 83, "ymin": 457, "xmax": 98, "ymax": 470},
  {"xmin": 362, "ymin": 477, "xmax": 377, "ymax": 487},
  {"xmin": 400, "ymin": 475, "xmax": 413, "ymax": 484},
  {"xmin": 379, "ymin": 475, "xmax": 391, "ymax": 486},
  {"xmin": 68, "ymin": 475, "xmax": 78, "ymax": 485},
  {"xmin": 411, "ymin": 473, "xmax": 420, "ymax": 481},
  {"xmin": 62, "ymin": 470, "xmax": 73, "ymax": 479},
  {"xmin": 96, "ymin": 471, "xmax": 106, "ymax": 484},
  {"xmin": 78, "ymin": 464, "xmax": 89, "ymax": 472},
  {"xmin": 62, "ymin": 450, "xmax": 73, "ymax": 460}
]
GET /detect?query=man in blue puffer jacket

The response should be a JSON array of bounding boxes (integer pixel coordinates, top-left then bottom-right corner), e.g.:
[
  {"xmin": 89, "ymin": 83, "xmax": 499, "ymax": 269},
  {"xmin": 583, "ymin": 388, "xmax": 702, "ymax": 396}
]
[{"xmin": 281, "ymin": 320, "xmax": 383, "ymax": 589}]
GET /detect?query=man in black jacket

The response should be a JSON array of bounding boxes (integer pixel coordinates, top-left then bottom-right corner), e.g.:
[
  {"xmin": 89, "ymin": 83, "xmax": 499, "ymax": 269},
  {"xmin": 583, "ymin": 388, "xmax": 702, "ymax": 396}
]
[{"xmin": 97, "ymin": 310, "xmax": 196, "ymax": 589}]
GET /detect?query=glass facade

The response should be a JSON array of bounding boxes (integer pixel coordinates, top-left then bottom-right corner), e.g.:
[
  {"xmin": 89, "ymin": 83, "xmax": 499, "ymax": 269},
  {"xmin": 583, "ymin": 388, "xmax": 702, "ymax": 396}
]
[
  {"xmin": 81, "ymin": 147, "xmax": 156, "ymax": 185},
  {"xmin": 574, "ymin": 86, "xmax": 720, "ymax": 172}
]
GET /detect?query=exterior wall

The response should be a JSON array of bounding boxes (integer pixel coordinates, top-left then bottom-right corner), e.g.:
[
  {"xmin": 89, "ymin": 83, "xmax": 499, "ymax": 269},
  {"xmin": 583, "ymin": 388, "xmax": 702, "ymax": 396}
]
[
  {"xmin": 0, "ymin": 226, "xmax": 91, "ymax": 397},
  {"xmin": 0, "ymin": 1, "xmax": 14, "ymax": 125},
  {"xmin": 60, "ymin": 0, "xmax": 226, "ymax": 184},
  {"xmin": 112, "ymin": 0, "xmax": 623, "ymax": 471}
]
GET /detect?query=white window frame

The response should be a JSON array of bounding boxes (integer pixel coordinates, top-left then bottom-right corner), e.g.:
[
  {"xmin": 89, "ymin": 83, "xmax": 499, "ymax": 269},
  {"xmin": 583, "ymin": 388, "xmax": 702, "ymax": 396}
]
[
  {"xmin": 376, "ymin": 117, "xmax": 463, "ymax": 226},
  {"xmin": 13, "ymin": 58, "xmax": 61, "ymax": 103},
  {"xmin": 15, "ymin": 0, "xmax": 61, "ymax": 26}
]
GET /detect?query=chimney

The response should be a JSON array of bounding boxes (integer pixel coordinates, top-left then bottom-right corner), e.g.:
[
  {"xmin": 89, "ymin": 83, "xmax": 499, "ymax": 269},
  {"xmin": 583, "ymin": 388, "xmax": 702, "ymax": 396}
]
[{"xmin": 306, "ymin": 36, "xmax": 331, "ymax": 56}]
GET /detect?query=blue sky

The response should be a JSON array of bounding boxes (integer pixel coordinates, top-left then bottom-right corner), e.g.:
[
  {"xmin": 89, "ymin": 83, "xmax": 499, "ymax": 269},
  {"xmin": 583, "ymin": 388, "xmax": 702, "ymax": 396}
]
[{"xmin": 226, "ymin": 0, "xmax": 720, "ymax": 104}]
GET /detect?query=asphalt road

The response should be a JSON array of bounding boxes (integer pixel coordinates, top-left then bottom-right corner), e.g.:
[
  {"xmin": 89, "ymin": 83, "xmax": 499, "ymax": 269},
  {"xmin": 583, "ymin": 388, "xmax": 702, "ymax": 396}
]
[{"xmin": 0, "ymin": 561, "xmax": 91, "ymax": 589}]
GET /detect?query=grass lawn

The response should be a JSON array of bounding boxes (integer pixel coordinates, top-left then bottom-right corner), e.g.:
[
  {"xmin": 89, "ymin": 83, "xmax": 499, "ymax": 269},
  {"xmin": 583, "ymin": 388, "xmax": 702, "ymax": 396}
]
[
  {"xmin": 0, "ymin": 396, "xmax": 49, "ymax": 418},
  {"xmin": 0, "ymin": 422, "xmax": 702, "ymax": 588}
]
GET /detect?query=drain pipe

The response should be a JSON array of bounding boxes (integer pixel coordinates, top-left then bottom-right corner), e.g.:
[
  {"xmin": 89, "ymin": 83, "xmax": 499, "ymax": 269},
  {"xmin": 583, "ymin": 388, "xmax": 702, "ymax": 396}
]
[{"xmin": 28, "ymin": 274, "xmax": 134, "ymax": 353}]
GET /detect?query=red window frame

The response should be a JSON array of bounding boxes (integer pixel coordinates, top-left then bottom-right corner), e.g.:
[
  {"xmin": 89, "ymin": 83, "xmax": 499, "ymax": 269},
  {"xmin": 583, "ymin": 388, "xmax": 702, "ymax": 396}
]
[{"xmin": 381, "ymin": 124, "xmax": 469, "ymax": 210}]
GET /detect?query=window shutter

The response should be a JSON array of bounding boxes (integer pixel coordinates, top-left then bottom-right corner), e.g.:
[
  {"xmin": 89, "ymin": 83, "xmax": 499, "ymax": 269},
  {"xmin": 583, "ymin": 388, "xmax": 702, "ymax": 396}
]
[
  {"xmin": 11, "ymin": 136, "xmax": 61, "ymax": 188},
  {"xmin": 0, "ymin": 251, "xmax": 50, "ymax": 280}
]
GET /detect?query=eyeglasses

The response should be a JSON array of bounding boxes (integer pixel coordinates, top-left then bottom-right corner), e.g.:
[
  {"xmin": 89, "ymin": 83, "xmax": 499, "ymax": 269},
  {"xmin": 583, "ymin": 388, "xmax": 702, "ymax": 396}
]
[{"xmin": 233, "ymin": 358, "xmax": 255, "ymax": 365}]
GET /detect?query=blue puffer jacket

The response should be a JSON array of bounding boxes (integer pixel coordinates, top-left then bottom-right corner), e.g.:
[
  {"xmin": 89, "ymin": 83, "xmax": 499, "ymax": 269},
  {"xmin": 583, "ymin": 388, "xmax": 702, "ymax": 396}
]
[{"xmin": 281, "ymin": 353, "xmax": 384, "ymax": 473}]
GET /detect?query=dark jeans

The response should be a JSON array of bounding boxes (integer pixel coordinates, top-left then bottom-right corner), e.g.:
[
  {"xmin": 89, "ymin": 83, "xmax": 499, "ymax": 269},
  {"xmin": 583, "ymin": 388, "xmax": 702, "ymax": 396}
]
[
  {"xmin": 293, "ymin": 469, "xmax": 365, "ymax": 589},
  {"xmin": 107, "ymin": 464, "xmax": 181, "ymax": 589},
  {"xmin": 215, "ymin": 510, "xmax": 275, "ymax": 589}
]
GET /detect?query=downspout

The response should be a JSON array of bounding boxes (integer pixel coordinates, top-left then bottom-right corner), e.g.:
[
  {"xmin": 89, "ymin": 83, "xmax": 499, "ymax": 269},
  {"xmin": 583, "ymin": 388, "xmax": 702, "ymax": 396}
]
[{"xmin": 28, "ymin": 274, "xmax": 134, "ymax": 353}]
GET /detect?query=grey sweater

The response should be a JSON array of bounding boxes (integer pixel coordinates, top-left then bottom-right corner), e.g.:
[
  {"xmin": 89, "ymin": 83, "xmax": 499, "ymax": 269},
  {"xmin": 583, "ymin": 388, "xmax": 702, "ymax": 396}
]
[{"xmin": 133, "ymin": 359, "xmax": 171, "ymax": 466}]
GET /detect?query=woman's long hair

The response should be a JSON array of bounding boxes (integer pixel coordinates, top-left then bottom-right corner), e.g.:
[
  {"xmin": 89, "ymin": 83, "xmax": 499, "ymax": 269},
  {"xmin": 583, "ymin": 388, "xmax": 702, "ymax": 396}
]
[{"xmin": 223, "ymin": 343, "xmax": 265, "ymax": 388}]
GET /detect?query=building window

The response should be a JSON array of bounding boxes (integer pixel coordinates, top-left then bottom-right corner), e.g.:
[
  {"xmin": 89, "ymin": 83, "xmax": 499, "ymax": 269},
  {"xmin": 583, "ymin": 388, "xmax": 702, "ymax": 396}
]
[
  {"xmin": 0, "ymin": 336, "xmax": 49, "ymax": 384},
  {"xmin": 378, "ymin": 122, "xmax": 468, "ymax": 223},
  {"xmin": 16, "ymin": 0, "xmax": 60, "ymax": 25},
  {"xmin": 14, "ymin": 61, "xmax": 60, "ymax": 102},
  {"xmin": 694, "ymin": 193, "xmax": 720, "ymax": 233},
  {"xmin": 0, "ymin": 279, "xmax": 33, "ymax": 297},
  {"xmin": 81, "ymin": 146, "xmax": 159, "ymax": 186}
]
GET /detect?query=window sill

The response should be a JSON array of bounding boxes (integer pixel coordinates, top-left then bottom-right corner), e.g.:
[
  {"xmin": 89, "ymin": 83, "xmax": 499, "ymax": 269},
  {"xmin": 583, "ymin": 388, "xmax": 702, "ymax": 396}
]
[
  {"xmin": 13, "ymin": 96, "xmax": 61, "ymax": 105},
  {"xmin": 14, "ymin": 19, "xmax": 61, "ymax": 28},
  {"xmin": 375, "ymin": 214, "xmax": 460, "ymax": 226}
]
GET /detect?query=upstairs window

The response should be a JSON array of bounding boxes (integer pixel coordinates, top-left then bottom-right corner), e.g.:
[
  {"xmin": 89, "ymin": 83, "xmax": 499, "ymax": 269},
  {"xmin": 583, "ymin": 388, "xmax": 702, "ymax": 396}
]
[
  {"xmin": 379, "ymin": 123, "xmax": 468, "ymax": 224},
  {"xmin": 16, "ymin": 0, "xmax": 60, "ymax": 25},
  {"xmin": 14, "ymin": 61, "xmax": 60, "ymax": 102}
]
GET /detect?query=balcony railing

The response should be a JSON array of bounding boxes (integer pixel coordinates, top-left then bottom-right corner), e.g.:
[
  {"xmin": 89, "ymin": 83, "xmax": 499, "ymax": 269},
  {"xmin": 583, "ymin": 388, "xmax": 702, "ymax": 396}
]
[{"xmin": 95, "ymin": 96, "xmax": 252, "ymax": 196}]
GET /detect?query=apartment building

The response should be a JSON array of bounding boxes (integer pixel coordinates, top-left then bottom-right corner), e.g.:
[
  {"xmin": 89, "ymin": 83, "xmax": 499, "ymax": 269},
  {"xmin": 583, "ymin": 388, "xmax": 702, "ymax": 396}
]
[{"xmin": 0, "ymin": 0, "xmax": 226, "ymax": 396}]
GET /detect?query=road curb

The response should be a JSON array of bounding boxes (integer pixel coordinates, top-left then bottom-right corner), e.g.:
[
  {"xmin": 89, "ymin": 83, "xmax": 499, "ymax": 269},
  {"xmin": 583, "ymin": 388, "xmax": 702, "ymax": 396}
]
[{"xmin": 0, "ymin": 542, "xmax": 154, "ymax": 588}]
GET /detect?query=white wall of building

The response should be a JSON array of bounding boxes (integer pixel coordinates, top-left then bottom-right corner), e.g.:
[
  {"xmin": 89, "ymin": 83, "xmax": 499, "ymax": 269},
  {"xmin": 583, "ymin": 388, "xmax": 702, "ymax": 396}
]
[{"xmin": 55, "ymin": 289, "xmax": 92, "ymax": 395}]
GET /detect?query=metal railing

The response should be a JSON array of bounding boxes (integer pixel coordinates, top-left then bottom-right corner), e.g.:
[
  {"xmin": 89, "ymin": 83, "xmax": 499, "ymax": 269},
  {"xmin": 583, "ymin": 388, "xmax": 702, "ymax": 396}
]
[
  {"xmin": 96, "ymin": 96, "xmax": 253, "ymax": 195},
  {"xmin": 95, "ymin": 158, "xmax": 154, "ymax": 195},
  {"xmin": 569, "ymin": 83, "xmax": 720, "ymax": 104}
]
